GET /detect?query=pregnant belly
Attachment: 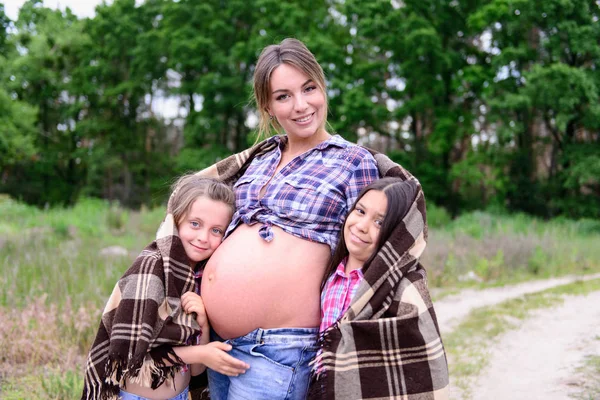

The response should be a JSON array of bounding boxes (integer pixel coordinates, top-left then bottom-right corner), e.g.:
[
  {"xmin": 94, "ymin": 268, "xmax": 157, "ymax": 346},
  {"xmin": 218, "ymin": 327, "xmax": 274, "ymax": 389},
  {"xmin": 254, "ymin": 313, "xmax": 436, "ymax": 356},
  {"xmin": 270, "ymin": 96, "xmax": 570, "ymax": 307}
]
[{"xmin": 201, "ymin": 224, "xmax": 330, "ymax": 339}]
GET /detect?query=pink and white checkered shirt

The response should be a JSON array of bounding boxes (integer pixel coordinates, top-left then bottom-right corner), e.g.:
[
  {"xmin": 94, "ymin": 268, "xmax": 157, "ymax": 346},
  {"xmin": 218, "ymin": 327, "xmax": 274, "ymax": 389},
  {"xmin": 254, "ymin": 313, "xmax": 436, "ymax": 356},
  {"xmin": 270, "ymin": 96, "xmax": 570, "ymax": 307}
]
[{"xmin": 320, "ymin": 258, "xmax": 364, "ymax": 332}]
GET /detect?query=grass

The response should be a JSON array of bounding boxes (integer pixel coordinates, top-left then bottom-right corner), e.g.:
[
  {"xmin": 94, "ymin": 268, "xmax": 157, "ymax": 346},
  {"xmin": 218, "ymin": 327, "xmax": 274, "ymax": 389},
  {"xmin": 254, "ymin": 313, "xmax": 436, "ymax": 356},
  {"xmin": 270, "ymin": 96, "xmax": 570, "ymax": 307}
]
[
  {"xmin": 0, "ymin": 195, "xmax": 599, "ymax": 398},
  {"xmin": 423, "ymin": 209, "xmax": 600, "ymax": 291},
  {"xmin": 445, "ymin": 278, "xmax": 600, "ymax": 399},
  {"xmin": 1, "ymin": 369, "xmax": 82, "ymax": 400},
  {"xmin": 0, "ymin": 197, "xmax": 162, "ymax": 310},
  {"xmin": 570, "ymin": 335, "xmax": 600, "ymax": 400}
]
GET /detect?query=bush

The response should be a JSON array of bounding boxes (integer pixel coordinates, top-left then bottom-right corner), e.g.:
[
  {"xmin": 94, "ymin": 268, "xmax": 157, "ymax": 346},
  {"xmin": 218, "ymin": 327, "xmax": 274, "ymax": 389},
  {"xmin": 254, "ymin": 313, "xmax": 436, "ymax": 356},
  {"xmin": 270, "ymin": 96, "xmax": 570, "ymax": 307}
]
[
  {"xmin": 106, "ymin": 202, "xmax": 128, "ymax": 231},
  {"xmin": 426, "ymin": 203, "xmax": 452, "ymax": 228}
]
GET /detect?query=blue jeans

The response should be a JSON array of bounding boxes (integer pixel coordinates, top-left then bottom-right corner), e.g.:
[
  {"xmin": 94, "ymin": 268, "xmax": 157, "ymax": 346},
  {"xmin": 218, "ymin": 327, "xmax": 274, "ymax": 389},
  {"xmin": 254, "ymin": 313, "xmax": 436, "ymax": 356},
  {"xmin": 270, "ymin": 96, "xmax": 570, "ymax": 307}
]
[
  {"xmin": 119, "ymin": 386, "xmax": 189, "ymax": 400},
  {"xmin": 208, "ymin": 327, "xmax": 319, "ymax": 400}
]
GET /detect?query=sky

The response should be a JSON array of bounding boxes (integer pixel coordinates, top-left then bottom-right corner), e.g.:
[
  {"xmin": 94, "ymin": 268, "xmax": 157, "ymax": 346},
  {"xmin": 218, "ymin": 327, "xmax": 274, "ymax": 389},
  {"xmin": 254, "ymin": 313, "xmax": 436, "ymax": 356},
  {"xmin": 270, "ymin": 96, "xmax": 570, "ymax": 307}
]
[{"xmin": 3, "ymin": 0, "xmax": 109, "ymax": 20}]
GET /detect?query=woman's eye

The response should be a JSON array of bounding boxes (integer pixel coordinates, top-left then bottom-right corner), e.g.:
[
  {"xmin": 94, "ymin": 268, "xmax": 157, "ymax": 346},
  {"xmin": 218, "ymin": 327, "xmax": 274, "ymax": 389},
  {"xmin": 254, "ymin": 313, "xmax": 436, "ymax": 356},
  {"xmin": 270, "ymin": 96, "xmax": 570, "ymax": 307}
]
[
  {"xmin": 305, "ymin": 85, "xmax": 317, "ymax": 93},
  {"xmin": 276, "ymin": 93, "xmax": 289, "ymax": 101}
]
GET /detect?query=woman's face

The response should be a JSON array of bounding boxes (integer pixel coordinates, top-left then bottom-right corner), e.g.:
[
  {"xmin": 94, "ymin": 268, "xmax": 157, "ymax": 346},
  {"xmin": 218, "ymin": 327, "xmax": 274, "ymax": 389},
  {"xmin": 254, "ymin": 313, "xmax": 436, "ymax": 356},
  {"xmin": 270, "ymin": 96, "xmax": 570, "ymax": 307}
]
[{"xmin": 267, "ymin": 63, "xmax": 326, "ymax": 142}]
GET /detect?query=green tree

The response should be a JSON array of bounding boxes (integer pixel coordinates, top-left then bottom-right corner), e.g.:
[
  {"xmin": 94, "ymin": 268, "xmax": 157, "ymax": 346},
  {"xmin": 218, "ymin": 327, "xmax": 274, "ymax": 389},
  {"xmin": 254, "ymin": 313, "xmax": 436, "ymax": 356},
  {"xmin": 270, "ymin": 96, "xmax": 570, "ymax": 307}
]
[
  {"xmin": 469, "ymin": 0, "xmax": 600, "ymax": 217},
  {"xmin": 4, "ymin": 0, "xmax": 90, "ymax": 205},
  {"xmin": 76, "ymin": 0, "xmax": 172, "ymax": 206},
  {"xmin": 0, "ymin": 4, "xmax": 38, "ymax": 176},
  {"xmin": 340, "ymin": 0, "xmax": 491, "ymax": 213}
]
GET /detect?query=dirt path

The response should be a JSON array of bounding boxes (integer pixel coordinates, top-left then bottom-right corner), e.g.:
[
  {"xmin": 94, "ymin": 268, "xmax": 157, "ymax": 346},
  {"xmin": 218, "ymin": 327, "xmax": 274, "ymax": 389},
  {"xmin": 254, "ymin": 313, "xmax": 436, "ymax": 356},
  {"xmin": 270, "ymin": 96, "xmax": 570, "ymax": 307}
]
[
  {"xmin": 432, "ymin": 273, "xmax": 600, "ymax": 400},
  {"xmin": 434, "ymin": 272, "xmax": 600, "ymax": 334},
  {"xmin": 469, "ymin": 290, "xmax": 600, "ymax": 399}
]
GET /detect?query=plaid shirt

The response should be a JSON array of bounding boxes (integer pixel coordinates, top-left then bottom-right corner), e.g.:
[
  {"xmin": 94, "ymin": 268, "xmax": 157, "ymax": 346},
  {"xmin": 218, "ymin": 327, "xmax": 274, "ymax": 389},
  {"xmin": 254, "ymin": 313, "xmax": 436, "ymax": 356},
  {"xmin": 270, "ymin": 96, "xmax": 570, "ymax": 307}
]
[
  {"xmin": 320, "ymin": 259, "xmax": 364, "ymax": 332},
  {"xmin": 225, "ymin": 135, "xmax": 379, "ymax": 251}
]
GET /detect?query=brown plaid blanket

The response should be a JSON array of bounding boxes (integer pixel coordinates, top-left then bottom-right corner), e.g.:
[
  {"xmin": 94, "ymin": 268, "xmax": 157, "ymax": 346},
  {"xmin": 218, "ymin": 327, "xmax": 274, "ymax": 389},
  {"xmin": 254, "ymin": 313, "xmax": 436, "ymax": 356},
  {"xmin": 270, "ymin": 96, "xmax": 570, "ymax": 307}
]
[
  {"xmin": 308, "ymin": 152, "xmax": 449, "ymax": 399},
  {"xmin": 81, "ymin": 221, "xmax": 201, "ymax": 399}
]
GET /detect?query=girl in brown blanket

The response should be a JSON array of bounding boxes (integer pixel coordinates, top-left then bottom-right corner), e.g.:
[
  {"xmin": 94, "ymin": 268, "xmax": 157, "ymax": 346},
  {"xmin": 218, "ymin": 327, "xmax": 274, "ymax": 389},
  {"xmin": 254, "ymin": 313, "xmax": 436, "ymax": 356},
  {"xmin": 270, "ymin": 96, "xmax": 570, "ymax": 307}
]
[
  {"xmin": 313, "ymin": 177, "xmax": 449, "ymax": 399},
  {"xmin": 319, "ymin": 178, "xmax": 419, "ymax": 335},
  {"xmin": 82, "ymin": 175, "xmax": 249, "ymax": 400}
]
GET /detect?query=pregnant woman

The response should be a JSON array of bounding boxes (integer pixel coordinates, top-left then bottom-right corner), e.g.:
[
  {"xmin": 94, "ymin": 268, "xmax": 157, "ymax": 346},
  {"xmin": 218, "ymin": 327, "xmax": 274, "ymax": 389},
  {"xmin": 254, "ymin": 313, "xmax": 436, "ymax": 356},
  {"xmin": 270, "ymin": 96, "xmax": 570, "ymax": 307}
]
[
  {"xmin": 170, "ymin": 37, "xmax": 447, "ymax": 400},
  {"xmin": 198, "ymin": 38, "xmax": 379, "ymax": 399}
]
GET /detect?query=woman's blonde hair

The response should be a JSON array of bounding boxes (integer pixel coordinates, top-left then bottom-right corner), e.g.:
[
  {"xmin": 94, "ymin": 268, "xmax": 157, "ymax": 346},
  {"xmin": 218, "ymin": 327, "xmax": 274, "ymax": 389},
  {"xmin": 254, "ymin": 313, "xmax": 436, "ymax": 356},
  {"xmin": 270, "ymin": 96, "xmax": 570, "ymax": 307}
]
[
  {"xmin": 253, "ymin": 38, "xmax": 328, "ymax": 141},
  {"xmin": 170, "ymin": 174, "xmax": 235, "ymax": 225}
]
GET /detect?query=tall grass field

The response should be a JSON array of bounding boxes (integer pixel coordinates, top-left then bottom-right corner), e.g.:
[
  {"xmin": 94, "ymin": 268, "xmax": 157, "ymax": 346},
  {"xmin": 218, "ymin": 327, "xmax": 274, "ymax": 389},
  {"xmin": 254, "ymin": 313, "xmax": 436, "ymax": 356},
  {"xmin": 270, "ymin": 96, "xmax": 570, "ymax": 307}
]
[{"xmin": 1, "ymin": 196, "xmax": 599, "ymax": 398}]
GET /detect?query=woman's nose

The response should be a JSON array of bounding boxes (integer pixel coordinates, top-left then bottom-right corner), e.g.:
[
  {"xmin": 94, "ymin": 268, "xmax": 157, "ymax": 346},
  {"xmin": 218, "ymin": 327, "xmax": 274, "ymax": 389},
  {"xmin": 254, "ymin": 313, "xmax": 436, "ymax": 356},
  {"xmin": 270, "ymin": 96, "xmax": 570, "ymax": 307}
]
[{"xmin": 294, "ymin": 95, "xmax": 308, "ymax": 111}]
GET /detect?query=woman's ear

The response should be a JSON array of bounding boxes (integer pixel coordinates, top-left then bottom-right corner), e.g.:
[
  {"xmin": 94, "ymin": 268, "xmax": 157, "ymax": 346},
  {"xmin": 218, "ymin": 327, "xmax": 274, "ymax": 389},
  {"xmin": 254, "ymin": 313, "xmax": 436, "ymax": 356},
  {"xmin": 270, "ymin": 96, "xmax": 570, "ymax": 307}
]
[{"xmin": 266, "ymin": 108, "xmax": 274, "ymax": 120}]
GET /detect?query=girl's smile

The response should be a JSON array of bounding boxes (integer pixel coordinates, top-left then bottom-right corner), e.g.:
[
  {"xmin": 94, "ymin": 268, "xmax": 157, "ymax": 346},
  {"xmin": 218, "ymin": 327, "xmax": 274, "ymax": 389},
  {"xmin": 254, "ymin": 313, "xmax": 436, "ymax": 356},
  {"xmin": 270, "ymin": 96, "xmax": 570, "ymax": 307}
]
[{"xmin": 348, "ymin": 230, "xmax": 370, "ymax": 245}]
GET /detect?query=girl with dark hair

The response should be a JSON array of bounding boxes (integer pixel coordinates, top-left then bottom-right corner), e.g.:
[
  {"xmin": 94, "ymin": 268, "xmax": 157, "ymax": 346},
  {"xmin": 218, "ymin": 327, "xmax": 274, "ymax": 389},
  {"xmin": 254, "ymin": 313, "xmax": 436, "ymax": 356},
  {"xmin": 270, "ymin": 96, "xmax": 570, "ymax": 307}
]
[
  {"xmin": 320, "ymin": 178, "xmax": 419, "ymax": 333},
  {"xmin": 312, "ymin": 177, "xmax": 449, "ymax": 399}
]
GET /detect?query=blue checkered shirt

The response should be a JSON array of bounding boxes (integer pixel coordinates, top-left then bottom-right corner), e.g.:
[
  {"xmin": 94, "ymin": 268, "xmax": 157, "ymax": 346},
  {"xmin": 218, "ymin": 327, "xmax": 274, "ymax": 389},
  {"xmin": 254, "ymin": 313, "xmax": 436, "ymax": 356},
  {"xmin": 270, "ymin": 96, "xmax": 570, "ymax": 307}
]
[{"xmin": 224, "ymin": 134, "xmax": 379, "ymax": 251}]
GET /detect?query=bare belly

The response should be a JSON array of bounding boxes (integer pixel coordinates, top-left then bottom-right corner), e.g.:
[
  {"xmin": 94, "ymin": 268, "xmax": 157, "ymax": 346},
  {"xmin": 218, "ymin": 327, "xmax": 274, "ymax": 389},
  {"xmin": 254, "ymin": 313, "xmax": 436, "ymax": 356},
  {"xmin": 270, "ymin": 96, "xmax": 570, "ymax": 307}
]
[
  {"xmin": 201, "ymin": 224, "xmax": 330, "ymax": 339},
  {"xmin": 124, "ymin": 369, "xmax": 190, "ymax": 400}
]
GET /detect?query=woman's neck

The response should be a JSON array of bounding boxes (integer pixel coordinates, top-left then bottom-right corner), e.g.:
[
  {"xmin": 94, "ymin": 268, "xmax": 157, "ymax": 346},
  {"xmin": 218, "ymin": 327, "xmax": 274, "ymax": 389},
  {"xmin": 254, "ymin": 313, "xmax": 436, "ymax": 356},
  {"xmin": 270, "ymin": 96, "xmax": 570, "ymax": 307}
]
[{"xmin": 284, "ymin": 129, "xmax": 330, "ymax": 157}]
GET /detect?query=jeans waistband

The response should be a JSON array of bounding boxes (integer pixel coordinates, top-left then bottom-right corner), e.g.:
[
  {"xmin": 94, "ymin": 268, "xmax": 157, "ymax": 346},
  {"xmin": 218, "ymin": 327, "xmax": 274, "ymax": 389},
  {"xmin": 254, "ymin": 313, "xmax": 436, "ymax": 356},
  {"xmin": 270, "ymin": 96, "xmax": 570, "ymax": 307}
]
[
  {"xmin": 231, "ymin": 327, "xmax": 318, "ymax": 346},
  {"xmin": 119, "ymin": 386, "xmax": 189, "ymax": 400}
]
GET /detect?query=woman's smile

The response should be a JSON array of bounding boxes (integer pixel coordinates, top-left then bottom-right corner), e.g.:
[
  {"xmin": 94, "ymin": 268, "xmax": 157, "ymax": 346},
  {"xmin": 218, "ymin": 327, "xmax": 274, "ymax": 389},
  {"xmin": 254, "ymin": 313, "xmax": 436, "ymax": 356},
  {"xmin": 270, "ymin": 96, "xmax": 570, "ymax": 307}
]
[{"xmin": 293, "ymin": 112, "xmax": 315, "ymax": 124}]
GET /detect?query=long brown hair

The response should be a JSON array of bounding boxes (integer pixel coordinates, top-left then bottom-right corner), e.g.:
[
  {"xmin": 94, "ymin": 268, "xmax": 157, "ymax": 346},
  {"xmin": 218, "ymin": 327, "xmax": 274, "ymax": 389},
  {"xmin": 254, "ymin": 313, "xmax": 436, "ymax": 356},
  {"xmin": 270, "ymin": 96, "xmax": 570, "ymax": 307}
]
[
  {"xmin": 253, "ymin": 38, "xmax": 328, "ymax": 141},
  {"xmin": 321, "ymin": 178, "xmax": 419, "ymax": 289}
]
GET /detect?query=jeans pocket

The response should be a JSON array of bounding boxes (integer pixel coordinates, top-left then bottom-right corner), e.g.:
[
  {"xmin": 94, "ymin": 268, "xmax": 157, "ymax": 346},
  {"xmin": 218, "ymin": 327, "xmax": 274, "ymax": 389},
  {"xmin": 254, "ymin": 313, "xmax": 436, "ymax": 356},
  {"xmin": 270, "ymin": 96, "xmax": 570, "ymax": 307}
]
[{"xmin": 249, "ymin": 343, "xmax": 296, "ymax": 371}]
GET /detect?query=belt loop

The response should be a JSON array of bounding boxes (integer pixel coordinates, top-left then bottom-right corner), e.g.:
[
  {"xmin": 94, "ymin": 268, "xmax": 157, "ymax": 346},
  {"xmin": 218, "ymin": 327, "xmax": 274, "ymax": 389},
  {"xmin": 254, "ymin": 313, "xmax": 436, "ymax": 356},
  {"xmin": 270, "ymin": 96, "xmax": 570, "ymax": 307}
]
[{"xmin": 256, "ymin": 328, "xmax": 264, "ymax": 344}]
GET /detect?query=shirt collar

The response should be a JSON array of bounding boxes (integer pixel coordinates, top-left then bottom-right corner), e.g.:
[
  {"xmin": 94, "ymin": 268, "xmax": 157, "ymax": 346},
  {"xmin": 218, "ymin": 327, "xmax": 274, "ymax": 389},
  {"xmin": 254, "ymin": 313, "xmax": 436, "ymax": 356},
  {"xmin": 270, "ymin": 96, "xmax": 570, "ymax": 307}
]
[
  {"xmin": 334, "ymin": 256, "xmax": 364, "ymax": 278},
  {"xmin": 271, "ymin": 134, "xmax": 347, "ymax": 152}
]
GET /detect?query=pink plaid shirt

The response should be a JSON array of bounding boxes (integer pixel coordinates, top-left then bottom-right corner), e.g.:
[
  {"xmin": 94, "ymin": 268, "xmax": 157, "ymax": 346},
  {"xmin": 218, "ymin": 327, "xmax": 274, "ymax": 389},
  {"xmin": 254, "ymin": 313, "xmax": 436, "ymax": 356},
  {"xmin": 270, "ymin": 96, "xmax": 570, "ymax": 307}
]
[{"xmin": 320, "ymin": 258, "xmax": 364, "ymax": 332}]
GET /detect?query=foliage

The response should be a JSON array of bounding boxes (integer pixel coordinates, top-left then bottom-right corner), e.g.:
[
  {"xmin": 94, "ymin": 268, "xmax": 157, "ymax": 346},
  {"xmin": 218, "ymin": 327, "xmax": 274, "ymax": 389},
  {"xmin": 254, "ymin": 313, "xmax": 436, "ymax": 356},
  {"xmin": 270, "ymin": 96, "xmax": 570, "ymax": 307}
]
[{"xmin": 0, "ymin": 0, "xmax": 599, "ymax": 218}]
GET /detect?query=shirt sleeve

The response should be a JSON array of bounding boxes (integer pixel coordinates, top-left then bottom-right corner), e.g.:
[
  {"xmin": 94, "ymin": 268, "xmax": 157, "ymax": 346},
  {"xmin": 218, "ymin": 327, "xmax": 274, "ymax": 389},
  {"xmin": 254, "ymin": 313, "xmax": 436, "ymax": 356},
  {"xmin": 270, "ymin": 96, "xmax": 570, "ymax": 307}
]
[{"xmin": 344, "ymin": 150, "xmax": 380, "ymax": 213}]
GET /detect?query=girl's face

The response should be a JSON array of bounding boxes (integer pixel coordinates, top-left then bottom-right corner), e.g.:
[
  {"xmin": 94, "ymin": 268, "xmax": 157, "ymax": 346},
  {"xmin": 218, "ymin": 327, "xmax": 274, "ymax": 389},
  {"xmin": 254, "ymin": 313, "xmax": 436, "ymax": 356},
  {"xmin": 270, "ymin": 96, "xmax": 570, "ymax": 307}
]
[
  {"xmin": 267, "ymin": 63, "xmax": 327, "ymax": 144},
  {"xmin": 344, "ymin": 190, "xmax": 388, "ymax": 268},
  {"xmin": 178, "ymin": 196, "xmax": 233, "ymax": 264}
]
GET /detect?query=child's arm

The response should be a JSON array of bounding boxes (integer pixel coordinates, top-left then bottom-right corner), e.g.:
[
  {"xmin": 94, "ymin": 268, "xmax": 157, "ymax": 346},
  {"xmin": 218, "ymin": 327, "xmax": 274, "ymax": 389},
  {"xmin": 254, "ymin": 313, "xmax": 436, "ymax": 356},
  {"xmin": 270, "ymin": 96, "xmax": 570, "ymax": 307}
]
[
  {"xmin": 173, "ymin": 341, "xmax": 249, "ymax": 376},
  {"xmin": 180, "ymin": 292, "xmax": 249, "ymax": 376}
]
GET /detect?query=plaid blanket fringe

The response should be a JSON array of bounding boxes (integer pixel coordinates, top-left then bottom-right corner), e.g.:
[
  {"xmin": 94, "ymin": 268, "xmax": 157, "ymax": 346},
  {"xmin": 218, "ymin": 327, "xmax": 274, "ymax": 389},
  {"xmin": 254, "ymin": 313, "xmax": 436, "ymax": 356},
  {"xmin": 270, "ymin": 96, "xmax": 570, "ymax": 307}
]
[{"xmin": 81, "ymin": 237, "xmax": 201, "ymax": 400}]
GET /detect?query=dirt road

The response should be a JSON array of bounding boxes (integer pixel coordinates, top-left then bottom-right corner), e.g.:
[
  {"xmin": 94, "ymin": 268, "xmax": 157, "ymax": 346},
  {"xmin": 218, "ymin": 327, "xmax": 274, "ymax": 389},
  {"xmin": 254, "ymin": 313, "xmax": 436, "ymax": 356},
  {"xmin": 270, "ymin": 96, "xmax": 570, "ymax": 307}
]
[
  {"xmin": 432, "ymin": 273, "xmax": 600, "ymax": 399},
  {"xmin": 434, "ymin": 273, "xmax": 600, "ymax": 334},
  {"xmin": 470, "ymin": 291, "xmax": 600, "ymax": 399}
]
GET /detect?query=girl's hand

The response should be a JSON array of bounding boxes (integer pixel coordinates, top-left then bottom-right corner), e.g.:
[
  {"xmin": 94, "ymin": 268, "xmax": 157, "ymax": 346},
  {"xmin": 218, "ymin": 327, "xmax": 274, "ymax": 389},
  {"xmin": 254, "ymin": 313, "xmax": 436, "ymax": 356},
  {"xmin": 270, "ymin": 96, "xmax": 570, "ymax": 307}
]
[
  {"xmin": 181, "ymin": 291, "xmax": 207, "ymax": 328},
  {"xmin": 198, "ymin": 342, "xmax": 250, "ymax": 376}
]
